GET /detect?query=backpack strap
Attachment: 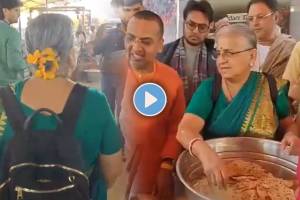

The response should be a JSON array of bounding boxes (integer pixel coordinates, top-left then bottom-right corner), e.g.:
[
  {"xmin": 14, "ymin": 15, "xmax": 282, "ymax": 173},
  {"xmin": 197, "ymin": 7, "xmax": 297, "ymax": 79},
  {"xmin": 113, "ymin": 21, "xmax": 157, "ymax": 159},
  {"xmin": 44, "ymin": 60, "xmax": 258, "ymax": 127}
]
[
  {"xmin": 212, "ymin": 73, "xmax": 222, "ymax": 105},
  {"xmin": 60, "ymin": 84, "xmax": 87, "ymax": 136},
  {"xmin": 0, "ymin": 86, "xmax": 26, "ymax": 134},
  {"xmin": 263, "ymin": 73, "xmax": 277, "ymax": 106}
]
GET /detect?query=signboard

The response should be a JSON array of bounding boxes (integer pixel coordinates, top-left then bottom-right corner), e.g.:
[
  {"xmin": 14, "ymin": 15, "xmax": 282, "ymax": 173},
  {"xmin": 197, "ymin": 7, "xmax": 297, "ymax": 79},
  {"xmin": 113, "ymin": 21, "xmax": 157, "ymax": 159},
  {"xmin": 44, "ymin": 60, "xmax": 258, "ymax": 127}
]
[{"xmin": 227, "ymin": 13, "xmax": 248, "ymax": 24}]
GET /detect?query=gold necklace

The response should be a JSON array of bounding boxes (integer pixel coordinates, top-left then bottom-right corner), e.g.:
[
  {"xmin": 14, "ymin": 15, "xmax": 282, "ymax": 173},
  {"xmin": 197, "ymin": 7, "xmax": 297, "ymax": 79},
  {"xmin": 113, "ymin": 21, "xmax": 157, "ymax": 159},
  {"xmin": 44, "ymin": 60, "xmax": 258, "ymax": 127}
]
[{"xmin": 223, "ymin": 80, "xmax": 233, "ymax": 101}]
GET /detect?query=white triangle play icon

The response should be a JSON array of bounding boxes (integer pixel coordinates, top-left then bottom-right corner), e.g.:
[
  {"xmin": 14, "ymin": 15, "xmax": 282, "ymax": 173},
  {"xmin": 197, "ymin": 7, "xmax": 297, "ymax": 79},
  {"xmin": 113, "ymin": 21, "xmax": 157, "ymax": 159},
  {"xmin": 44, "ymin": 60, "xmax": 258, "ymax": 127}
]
[{"xmin": 145, "ymin": 91, "xmax": 157, "ymax": 108}]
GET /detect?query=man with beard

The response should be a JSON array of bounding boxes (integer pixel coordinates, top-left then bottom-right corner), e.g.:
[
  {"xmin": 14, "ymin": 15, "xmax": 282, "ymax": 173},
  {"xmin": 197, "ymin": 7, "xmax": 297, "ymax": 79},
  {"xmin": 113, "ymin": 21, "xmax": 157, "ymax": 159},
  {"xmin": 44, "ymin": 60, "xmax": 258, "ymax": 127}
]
[
  {"xmin": 158, "ymin": 0, "xmax": 217, "ymax": 104},
  {"xmin": 119, "ymin": 10, "xmax": 185, "ymax": 199},
  {"xmin": 247, "ymin": 0, "xmax": 296, "ymax": 77},
  {"xmin": 0, "ymin": 0, "xmax": 27, "ymax": 86},
  {"xmin": 93, "ymin": 0, "xmax": 144, "ymax": 116}
]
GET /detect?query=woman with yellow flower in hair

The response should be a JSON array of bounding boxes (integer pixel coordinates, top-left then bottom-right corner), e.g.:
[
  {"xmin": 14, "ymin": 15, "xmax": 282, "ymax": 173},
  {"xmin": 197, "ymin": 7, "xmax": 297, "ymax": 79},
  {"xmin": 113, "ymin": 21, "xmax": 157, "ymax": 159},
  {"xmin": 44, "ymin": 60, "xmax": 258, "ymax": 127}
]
[
  {"xmin": 0, "ymin": 14, "xmax": 123, "ymax": 200},
  {"xmin": 27, "ymin": 48, "xmax": 60, "ymax": 80}
]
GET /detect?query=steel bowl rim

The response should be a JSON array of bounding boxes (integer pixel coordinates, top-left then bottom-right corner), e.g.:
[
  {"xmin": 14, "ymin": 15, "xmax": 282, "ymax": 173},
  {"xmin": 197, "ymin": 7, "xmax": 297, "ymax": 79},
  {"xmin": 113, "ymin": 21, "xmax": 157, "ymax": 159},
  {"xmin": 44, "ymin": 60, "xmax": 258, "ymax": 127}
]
[{"xmin": 175, "ymin": 137, "xmax": 298, "ymax": 199}]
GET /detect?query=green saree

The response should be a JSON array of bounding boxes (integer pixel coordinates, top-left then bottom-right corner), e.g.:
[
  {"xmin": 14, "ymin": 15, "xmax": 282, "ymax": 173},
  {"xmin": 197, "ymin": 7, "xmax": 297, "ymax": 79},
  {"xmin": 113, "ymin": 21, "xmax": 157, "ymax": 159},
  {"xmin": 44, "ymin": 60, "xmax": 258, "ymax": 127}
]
[{"xmin": 186, "ymin": 72, "xmax": 290, "ymax": 140}]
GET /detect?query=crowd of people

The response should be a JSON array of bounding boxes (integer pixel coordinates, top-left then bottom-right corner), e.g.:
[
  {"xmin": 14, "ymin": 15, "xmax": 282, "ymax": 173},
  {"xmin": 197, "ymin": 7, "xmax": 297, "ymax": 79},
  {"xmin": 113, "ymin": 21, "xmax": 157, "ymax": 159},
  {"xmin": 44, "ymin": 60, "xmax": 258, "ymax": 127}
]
[{"xmin": 0, "ymin": 0, "xmax": 300, "ymax": 200}]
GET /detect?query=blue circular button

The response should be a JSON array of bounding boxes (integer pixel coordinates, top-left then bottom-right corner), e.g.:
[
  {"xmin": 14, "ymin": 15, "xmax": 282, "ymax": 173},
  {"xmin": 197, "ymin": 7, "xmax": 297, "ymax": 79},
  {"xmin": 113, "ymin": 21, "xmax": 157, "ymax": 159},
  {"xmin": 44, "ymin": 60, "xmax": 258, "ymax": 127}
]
[{"xmin": 133, "ymin": 83, "xmax": 167, "ymax": 117}]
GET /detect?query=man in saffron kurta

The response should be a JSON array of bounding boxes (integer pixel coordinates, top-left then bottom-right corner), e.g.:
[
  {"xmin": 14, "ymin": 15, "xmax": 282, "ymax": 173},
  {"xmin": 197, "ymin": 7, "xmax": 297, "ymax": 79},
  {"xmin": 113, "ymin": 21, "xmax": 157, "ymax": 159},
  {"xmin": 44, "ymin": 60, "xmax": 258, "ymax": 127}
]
[{"xmin": 119, "ymin": 11, "xmax": 185, "ymax": 199}]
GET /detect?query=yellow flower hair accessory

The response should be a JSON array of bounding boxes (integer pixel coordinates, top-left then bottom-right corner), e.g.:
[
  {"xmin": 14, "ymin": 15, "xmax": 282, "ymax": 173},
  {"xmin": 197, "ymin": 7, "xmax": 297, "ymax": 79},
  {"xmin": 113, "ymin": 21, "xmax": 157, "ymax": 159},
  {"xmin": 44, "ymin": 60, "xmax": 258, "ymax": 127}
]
[{"xmin": 27, "ymin": 48, "xmax": 60, "ymax": 80}]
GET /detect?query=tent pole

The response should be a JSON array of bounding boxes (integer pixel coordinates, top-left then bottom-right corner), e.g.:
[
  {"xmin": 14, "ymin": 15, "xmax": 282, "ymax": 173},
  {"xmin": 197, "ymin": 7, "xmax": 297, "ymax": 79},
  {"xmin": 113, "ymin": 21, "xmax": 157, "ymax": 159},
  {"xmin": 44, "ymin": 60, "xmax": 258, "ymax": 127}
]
[
  {"xmin": 176, "ymin": 0, "xmax": 180, "ymax": 39},
  {"xmin": 18, "ymin": 17, "xmax": 22, "ymax": 38}
]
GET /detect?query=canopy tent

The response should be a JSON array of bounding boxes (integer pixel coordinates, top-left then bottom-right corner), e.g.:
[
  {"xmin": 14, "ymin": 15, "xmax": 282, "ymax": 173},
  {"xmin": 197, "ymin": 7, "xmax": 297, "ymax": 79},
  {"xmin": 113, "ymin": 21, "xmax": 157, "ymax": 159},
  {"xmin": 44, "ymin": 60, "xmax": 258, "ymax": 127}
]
[{"xmin": 22, "ymin": 0, "xmax": 65, "ymax": 9}]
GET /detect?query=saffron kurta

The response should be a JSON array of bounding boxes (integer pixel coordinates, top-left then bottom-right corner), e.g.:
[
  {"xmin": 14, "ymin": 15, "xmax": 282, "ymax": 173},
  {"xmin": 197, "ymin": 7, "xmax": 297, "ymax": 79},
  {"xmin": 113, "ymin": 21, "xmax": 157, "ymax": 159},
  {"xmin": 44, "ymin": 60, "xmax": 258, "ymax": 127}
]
[{"xmin": 119, "ymin": 60, "xmax": 185, "ymax": 195}]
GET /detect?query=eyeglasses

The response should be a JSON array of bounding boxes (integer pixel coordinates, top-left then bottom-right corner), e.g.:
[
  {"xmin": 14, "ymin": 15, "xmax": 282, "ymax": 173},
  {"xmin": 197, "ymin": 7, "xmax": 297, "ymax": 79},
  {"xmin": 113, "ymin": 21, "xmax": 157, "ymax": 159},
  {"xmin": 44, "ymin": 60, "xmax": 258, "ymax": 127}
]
[
  {"xmin": 216, "ymin": 48, "xmax": 255, "ymax": 58},
  {"xmin": 185, "ymin": 20, "xmax": 209, "ymax": 33},
  {"xmin": 246, "ymin": 12, "xmax": 273, "ymax": 22}
]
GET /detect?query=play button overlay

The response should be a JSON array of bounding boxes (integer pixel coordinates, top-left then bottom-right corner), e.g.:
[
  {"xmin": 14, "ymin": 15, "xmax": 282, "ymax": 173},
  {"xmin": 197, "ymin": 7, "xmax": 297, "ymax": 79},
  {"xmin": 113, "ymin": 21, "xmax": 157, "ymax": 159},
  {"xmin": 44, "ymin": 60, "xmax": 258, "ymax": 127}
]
[
  {"xmin": 133, "ymin": 83, "xmax": 167, "ymax": 117},
  {"xmin": 145, "ymin": 92, "xmax": 157, "ymax": 108}
]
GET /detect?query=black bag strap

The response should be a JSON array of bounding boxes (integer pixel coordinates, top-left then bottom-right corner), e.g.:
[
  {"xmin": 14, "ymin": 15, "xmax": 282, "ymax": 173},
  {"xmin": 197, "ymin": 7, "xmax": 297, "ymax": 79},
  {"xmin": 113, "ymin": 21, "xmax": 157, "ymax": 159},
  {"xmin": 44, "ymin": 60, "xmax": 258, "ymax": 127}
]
[
  {"xmin": 0, "ymin": 86, "xmax": 26, "ymax": 134},
  {"xmin": 60, "ymin": 84, "xmax": 87, "ymax": 136},
  {"xmin": 24, "ymin": 108, "xmax": 63, "ymax": 131},
  {"xmin": 263, "ymin": 73, "xmax": 277, "ymax": 106},
  {"xmin": 212, "ymin": 73, "xmax": 222, "ymax": 105}
]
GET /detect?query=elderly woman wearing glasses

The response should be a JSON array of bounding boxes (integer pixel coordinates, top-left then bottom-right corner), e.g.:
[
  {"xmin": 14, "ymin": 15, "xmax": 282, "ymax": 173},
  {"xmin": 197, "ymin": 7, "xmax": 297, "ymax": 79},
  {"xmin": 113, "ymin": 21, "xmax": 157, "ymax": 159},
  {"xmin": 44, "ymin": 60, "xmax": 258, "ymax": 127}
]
[{"xmin": 176, "ymin": 24, "xmax": 299, "ymax": 187}]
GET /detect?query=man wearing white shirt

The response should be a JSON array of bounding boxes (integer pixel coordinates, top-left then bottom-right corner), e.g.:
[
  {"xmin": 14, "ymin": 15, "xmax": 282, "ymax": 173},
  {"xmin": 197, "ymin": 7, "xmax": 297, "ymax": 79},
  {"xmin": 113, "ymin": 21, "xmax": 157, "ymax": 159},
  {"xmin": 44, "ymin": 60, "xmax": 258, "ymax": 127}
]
[
  {"xmin": 247, "ymin": 0, "xmax": 295, "ymax": 77},
  {"xmin": 253, "ymin": 43, "xmax": 270, "ymax": 72}
]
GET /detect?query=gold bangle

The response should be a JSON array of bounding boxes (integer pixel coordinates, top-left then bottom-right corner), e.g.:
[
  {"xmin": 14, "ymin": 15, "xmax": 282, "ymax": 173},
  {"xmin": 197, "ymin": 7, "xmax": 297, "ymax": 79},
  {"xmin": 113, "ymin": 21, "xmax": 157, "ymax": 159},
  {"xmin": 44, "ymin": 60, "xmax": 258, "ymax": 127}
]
[
  {"xmin": 160, "ymin": 162, "xmax": 173, "ymax": 171},
  {"xmin": 188, "ymin": 137, "xmax": 203, "ymax": 157}
]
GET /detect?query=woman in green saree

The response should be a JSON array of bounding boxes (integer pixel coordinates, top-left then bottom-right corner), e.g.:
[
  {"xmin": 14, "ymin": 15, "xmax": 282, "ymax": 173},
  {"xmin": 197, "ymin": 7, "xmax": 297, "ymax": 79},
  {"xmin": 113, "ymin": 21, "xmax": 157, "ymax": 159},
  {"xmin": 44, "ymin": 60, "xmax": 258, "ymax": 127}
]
[{"xmin": 176, "ymin": 24, "xmax": 299, "ymax": 187}]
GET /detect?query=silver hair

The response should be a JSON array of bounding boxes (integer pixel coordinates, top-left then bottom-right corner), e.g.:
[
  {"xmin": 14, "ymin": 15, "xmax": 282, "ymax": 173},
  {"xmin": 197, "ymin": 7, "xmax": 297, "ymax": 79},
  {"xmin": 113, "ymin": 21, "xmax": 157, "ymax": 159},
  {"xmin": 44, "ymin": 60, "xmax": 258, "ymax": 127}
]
[
  {"xmin": 25, "ymin": 14, "xmax": 74, "ymax": 76},
  {"xmin": 215, "ymin": 23, "xmax": 257, "ymax": 49}
]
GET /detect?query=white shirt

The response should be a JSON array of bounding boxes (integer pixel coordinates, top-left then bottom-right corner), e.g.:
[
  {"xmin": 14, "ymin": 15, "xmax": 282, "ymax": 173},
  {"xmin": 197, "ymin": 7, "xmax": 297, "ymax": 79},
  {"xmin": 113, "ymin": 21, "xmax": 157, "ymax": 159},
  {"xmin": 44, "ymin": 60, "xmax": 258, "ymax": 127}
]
[{"xmin": 252, "ymin": 44, "xmax": 270, "ymax": 72}]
